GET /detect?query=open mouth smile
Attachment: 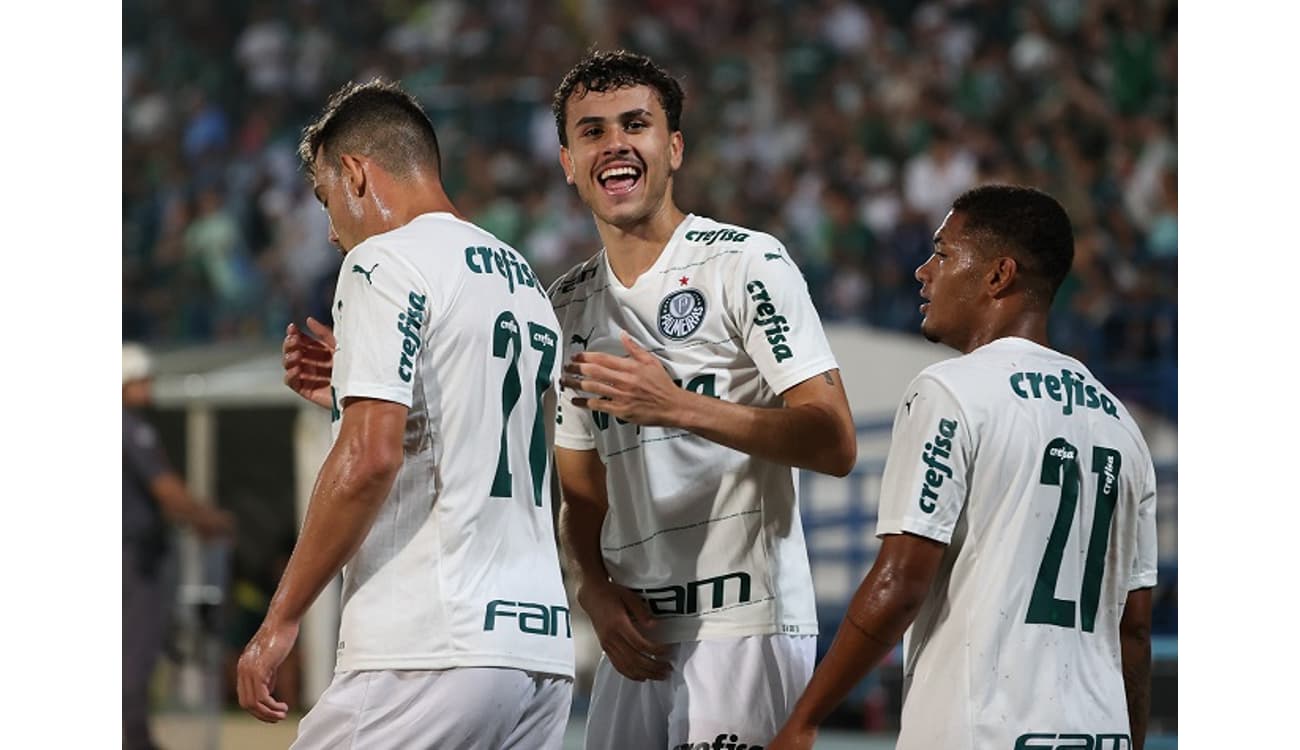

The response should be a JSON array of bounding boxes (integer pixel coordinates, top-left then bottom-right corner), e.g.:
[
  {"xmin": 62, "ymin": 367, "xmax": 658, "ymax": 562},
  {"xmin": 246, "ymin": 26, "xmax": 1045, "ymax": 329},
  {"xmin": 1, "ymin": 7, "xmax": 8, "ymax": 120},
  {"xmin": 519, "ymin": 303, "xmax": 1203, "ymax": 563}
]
[{"xmin": 596, "ymin": 164, "xmax": 643, "ymax": 195}]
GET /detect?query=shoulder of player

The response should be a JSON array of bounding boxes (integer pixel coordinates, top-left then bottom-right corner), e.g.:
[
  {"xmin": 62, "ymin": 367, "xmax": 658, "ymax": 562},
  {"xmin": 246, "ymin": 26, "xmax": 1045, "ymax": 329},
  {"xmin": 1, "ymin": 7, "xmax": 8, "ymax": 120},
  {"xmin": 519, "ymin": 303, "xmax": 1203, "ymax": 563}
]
[
  {"xmin": 546, "ymin": 251, "xmax": 604, "ymax": 301},
  {"xmin": 681, "ymin": 217, "xmax": 781, "ymax": 256}
]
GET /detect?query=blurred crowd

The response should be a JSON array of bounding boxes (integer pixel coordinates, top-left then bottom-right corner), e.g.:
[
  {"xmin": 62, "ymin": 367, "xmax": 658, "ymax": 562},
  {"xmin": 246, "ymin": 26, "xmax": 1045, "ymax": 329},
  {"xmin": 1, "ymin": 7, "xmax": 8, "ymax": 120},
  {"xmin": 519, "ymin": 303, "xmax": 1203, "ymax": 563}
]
[{"xmin": 123, "ymin": 0, "xmax": 1177, "ymax": 418}]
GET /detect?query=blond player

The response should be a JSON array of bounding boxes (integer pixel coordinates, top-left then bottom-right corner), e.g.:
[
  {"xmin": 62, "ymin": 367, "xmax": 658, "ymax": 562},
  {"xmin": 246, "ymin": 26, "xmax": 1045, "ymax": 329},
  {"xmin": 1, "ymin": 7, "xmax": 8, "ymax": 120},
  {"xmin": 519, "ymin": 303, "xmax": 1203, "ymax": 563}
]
[{"xmin": 771, "ymin": 185, "xmax": 1157, "ymax": 750}]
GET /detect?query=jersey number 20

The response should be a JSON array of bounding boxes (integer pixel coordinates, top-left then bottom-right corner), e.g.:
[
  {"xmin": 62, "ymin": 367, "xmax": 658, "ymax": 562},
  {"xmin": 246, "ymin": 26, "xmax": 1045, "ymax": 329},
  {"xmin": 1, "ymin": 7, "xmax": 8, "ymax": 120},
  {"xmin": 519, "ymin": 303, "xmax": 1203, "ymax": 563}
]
[
  {"xmin": 490, "ymin": 311, "xmax": 556, "ymax": 506},
  {"xmin": 1026, "ymin": 438, "xmax": 1122, "ymax": 633}
]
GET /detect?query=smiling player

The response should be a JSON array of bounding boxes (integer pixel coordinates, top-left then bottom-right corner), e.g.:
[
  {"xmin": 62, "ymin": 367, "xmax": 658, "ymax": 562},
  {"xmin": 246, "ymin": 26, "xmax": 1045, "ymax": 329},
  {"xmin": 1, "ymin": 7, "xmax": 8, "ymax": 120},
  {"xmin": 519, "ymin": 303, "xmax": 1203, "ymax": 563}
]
[{"xmin": 547, "ymin": 50, "xmax": 858, "ymax": 750}]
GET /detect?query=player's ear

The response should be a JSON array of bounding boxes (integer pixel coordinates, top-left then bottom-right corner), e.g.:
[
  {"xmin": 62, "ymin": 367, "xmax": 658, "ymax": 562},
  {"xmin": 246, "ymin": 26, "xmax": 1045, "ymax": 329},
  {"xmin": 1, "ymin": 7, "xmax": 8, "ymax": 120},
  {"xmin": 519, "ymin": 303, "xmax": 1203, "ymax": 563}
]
[
  {"xmin": 669, "ymin": 131, "xmax": 684, "ymax": 173},
  {"xmin": 987, "ymin": 256, "xmax": 1018, "ymax": 298},
  {"xmin": 339, "ymin": 153, "xmax": 367, "ymax": 197},
  {"xmin": 559, "ymin": 147, "xmax": 576, "ymax": 185}
]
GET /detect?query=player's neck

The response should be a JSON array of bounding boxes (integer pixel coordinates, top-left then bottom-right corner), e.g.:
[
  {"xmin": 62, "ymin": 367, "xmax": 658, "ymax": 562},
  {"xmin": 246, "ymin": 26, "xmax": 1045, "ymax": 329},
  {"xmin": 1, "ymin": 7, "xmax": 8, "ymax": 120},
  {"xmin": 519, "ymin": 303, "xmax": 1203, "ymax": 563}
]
[
  {"xmin": 371, "ymin": 173, "xmax": 466, "ymax": 235},
  {"xmin": 961, "ymin": 312, "xmax": 1050, "ymax": 354},
  {"xmin": 597, "ymin": 204, "xmax": 687, "ymax": 287}
]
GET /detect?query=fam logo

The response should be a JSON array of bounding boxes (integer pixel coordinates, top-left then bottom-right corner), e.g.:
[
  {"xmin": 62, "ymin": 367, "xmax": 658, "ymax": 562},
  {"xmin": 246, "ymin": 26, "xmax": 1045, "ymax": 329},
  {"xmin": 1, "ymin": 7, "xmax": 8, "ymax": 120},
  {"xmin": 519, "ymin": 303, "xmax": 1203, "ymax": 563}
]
[{"xmin": 658, "ymin": 288, "xmax": 707, "ymax": 340}]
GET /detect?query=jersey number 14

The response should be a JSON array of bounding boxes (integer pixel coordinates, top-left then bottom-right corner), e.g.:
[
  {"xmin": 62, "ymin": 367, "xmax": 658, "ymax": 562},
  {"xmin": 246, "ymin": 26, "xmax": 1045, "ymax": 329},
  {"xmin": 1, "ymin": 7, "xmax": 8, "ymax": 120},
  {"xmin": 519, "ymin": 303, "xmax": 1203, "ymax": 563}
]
[{"xmin": 1027, "ymin": 438, "xmax": 1122, "ymax": 633}]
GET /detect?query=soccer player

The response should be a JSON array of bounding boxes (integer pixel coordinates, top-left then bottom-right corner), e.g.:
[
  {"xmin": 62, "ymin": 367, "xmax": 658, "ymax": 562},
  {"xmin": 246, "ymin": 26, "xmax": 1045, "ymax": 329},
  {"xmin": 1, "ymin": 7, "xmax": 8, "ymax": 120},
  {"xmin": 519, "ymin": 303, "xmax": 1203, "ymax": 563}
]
[
  {"xmin": 769, "ymin": 185, "xmax": 1157, "ymax": 750},
  {"xmin": 549, "ymin": 50, "xmax": 858, "ymax": 749},
  {"xmin": 237, "ymin": 80, "xmax": 574, "ymax": 748}
]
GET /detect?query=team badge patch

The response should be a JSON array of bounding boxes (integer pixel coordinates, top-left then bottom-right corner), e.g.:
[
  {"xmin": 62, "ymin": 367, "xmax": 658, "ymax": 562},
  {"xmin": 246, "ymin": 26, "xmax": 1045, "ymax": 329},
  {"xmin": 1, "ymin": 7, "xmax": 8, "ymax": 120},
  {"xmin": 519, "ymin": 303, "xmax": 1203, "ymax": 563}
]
[{"xmin": 658, "ymin": 288, "xmax": 707, "ymax": 339}]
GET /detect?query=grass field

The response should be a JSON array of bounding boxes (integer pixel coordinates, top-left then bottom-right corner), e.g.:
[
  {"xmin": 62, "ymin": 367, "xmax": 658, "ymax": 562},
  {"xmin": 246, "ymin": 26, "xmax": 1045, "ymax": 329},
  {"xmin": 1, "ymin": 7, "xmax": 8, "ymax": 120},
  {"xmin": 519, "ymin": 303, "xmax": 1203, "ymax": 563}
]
[{"xmin": 156, "ymin": 712, "xmax": 1177, "ymax": 749}]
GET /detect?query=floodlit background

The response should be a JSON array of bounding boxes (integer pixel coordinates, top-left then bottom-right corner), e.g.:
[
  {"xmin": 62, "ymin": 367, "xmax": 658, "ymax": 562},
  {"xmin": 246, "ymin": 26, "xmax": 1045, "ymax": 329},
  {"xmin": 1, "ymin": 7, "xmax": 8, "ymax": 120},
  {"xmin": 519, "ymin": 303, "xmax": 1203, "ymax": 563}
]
[{"xmin": 122, "ymin": 0, "xmax": 1176, "ymax": 746}]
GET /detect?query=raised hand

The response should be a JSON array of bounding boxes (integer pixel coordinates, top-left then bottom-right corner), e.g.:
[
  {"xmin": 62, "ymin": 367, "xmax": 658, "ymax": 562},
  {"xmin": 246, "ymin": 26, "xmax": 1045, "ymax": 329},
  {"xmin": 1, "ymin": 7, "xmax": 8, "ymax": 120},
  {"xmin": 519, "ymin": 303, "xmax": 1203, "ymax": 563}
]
[
  {"xmin": 577, "ymin": 579, "xmax": 672, "ymax": 682},
  {"xmin": 282, "ymin": 317, "xmax": 336, "ymax": 410},
  {"xmin": 560, "ymin": 331, "xmax": 687, "ymax": 428}
]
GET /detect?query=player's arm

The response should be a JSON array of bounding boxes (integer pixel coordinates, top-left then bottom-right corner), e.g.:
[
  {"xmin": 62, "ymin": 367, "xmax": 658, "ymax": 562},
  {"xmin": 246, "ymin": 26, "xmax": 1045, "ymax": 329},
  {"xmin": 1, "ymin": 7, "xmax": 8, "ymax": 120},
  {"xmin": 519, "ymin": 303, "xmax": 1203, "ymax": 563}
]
[
  {"xmin": 564, "ymin": 332, "xmax": 856, "ymax": 476},
  {"xmin": 1120, "ymin": 586, "xmax": 1153, "ymax": 750},
  {"xmin": 555, "ymin": 446, "xmax": 670, "ymax": 681},
  {"xmin": 770, "ymin": 533, "xmax": 946, "ymax": 749},
  {"xmin": 237, "ymin": 397, "xmax": 405, "ymax": 721}
]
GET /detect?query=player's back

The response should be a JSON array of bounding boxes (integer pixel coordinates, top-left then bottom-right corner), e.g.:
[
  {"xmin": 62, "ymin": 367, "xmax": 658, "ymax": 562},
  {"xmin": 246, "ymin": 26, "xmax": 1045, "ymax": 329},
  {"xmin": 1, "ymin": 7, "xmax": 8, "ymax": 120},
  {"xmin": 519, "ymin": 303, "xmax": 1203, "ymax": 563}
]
[
  {"xmin": 328, "ymin": 212, "xmax": 572, "ymax": 678},
  {"xmin": 883, "ymin": 337, "xmax": 1157, "ymax": 750}
]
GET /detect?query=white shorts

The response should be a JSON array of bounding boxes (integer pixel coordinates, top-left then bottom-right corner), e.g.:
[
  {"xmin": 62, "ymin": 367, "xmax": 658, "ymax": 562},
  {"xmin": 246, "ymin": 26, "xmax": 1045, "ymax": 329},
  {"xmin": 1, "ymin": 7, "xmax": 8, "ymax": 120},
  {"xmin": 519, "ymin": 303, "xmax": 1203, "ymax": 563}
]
[
  {"xmin": 292, "ymin": 667, "xmax": 573, "ymax": 749},
  {"xmin": 584, "ymin": 634, "xmax": 816, "ymax": 750}
]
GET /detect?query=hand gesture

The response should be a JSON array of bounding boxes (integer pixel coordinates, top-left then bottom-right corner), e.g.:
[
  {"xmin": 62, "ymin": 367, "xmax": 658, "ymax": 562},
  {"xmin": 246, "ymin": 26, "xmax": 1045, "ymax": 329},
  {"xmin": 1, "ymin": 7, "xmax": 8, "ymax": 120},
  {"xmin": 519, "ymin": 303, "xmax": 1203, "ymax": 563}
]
[
  {"xmin": 282, "ymin": 317, "xmax": 336, "ymax": 410},
  {"xmin": 578, "ymin": 580, "xmax": 672, "ymax": 682},
  {"xmin": 237, "ymin": 618, "xmax": 299, "ymax": 723},
  {"xmin": 560, "ymin": 332, "xmax": 685, "ymax": 428}
]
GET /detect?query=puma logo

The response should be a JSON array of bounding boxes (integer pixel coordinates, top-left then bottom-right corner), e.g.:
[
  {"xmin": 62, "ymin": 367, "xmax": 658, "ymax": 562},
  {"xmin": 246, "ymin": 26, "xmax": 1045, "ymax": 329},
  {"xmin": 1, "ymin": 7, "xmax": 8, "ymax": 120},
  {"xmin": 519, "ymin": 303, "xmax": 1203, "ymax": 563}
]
[
  {"xmin": 569, "ymin": 327, "xmax": 595, "ymax": 350},
  {"xmin": 351, "ymin": 263, "xmax": 379, "ymax": 284},
  {"xmin": 764, "ymin": 252, "xmax": 790, "ymax": 265}
]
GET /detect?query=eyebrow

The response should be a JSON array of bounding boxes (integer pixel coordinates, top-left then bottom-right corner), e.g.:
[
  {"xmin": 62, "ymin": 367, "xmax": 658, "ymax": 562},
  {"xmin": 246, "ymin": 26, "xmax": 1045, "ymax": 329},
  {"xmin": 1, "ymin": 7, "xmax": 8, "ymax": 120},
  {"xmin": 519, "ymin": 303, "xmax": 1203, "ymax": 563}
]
[{"xmin": 574, "ymin": 108, "xmax": 652, "ymax": 128}]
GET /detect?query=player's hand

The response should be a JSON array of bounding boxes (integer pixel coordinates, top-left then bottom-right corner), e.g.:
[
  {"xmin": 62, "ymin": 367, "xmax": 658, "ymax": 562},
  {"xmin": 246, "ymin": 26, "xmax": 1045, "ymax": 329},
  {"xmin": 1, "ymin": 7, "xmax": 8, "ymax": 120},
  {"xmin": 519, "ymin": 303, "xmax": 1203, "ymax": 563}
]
[
  {"xmin": 577, "ymin": 580, "xmax": 672, "ymax": 682},
  {"xmin": 237, "ymin": 618, "xmax": 299, "ymax": 723},
  {"xmin": 282, "ymin": 318, "xmax": 336, "ymax": 410},
  {"xmin": 560, "ymin": 332, "xmax": 687, "ymax": 428},
  {"xmin": 767, "ymin": 723, "xmax": 818, "ymax": 750}
]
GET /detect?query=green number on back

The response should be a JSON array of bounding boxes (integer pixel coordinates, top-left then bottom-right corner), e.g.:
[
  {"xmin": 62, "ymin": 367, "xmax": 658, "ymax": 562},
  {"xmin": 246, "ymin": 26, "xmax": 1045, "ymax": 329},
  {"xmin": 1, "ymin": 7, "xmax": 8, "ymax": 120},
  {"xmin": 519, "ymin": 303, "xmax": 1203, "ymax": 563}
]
[
  {"xmin": 490, "ymin": 314, "xmax": 557, "ymax": 506},
  {"xmin": 526, "ymin": 322, "xmax": 557, "ymax": 506},
  {"xmin": 1026, "ymin": 439, "xmax": 1122, "ymax": 633},
  {"xmin": 490, "ymin": 312, "xmax": 522, "ymax": 497}
]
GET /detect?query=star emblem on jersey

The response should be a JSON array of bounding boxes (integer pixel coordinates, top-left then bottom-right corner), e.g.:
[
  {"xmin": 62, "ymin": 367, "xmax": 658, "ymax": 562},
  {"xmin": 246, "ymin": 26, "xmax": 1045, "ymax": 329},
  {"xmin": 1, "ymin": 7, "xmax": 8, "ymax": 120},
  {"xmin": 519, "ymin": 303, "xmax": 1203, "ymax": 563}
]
[
  {"xmin": 679, "ymin": 276, "xmax": 689, "ymax": 286},
  {"xmin": 658, "ymin": 288, "xmax": 707, "ymax": 340}
]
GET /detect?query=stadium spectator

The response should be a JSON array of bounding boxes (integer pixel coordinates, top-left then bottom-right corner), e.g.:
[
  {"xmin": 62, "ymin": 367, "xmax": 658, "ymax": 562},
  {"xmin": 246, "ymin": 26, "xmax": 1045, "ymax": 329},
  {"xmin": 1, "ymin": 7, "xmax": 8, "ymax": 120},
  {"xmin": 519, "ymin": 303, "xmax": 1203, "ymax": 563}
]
[
  {"xmin": 548, "ymin": 49, "xmax": 856, "ymax": 749},
  {"xmin": 769, "ymin": 186, "xmax": 1155, "ymax": 750},
  {"xmin": 122, "ymin": 342, "xmax": 235, "ymax": 750},
  {"xmin": 121, "ymin": 0, "xmax": 1176, "ymax": 422}
]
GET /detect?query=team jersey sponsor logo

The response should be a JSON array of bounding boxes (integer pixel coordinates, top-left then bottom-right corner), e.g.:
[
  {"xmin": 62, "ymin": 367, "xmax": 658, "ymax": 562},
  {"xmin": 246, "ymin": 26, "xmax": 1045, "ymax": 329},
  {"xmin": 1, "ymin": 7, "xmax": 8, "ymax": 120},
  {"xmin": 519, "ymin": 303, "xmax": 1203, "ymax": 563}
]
[
  {"xmin": 684, "ymin": 227, "xmax": 750, "ymax": 245},
  {"xmin": 1014, "ymin": 733, "xmax": 1131, "ymax": 749},
  {"xmin": 674, "ymin": 734, "xmax": 764, "ymax": 750},
  {"xmin": 918, "ymin": 417, "xmax": 958, "ymax": 513},
  {"xmin": 464, "ymin": 245, "xmax": 543, "ymax": 297},
  {"xmin": 351, "ymin": 262, "xmax": 378, "ymax": 284},
  {"xmin": 482, "ymin": 599, "xmax": 572, "ymax": 638},
  {"xmin": 1009, "ymin": 369, "xmax": 1119, "ymax": 419},
  {"xmin": 396, "ymin": 291, "xmax": 428, "ymax": 382},
  {"xmin": 745, "ymin": 280, "xmax": 794, "ymax": 362},
  {"xmin": 634, "ymin": 571, "xmax": 751, "ymax": 616},
  {"xmin": 659, "ymin": 288, "xmax": 707, "ymax": 339}
]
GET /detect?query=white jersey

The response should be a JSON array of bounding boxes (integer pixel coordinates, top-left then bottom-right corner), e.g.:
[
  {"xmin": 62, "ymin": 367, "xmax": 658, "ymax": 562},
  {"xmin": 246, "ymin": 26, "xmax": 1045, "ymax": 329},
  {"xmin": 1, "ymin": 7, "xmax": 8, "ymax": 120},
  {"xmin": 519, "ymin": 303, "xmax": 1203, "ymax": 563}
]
[
  {"xmin": 550, "ymin": 214, "xmax": 836, "ymax": 643},
  {"xmin": 876, "ymin": 337, "xmax": 1158, "ymax": 750},
  {"xmin": 328, "ymin": 212, "xmax": 573, "ymax": 678}
]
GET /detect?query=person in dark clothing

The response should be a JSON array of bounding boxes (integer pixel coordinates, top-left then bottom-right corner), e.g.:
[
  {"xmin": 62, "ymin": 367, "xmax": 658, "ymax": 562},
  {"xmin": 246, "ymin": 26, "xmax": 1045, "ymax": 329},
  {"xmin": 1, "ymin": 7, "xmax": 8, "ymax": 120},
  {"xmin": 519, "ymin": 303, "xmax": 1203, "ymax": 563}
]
[{"xmin": 123, "ymin": 342, "xmax": 234, "ymax": 750}]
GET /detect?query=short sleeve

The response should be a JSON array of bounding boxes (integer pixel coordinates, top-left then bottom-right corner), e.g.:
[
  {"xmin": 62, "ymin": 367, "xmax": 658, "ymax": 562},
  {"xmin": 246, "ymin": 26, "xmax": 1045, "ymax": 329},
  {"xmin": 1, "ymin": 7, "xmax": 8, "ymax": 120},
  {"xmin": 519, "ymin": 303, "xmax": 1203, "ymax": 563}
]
[
  {"xmin": 333, "ymin": 244, "xmax": 440, "ymax": 407},
  {"xmin": 1129, "ymin": 457, "xmax": 1159, "ymax": 590},
  {"xmin": 875, "ymin": 373, "xmax": 970, "ymax": 544},
  {"xmin": 553, "ymin": 379, "xmax": 597, "ymax": 451},
  {"xmin": 123, "ymin": 415, "xmax": 171, "ymax": 485},
  {"xmin": 728, "ymin": 241, "xmax": 839, "ymax": 395}
]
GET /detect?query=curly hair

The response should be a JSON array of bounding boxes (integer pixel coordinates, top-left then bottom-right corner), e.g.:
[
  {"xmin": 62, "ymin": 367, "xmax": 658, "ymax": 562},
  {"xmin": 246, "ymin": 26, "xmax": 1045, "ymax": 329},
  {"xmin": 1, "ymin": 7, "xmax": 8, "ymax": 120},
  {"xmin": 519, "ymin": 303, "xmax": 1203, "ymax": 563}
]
[
  {"xmin": 298, "ymin": 79, "xmax": 441, "ymax": 179},
  {"xmin": 552, "ymin": 49, "xmax": 685, "ymax": 147}
]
